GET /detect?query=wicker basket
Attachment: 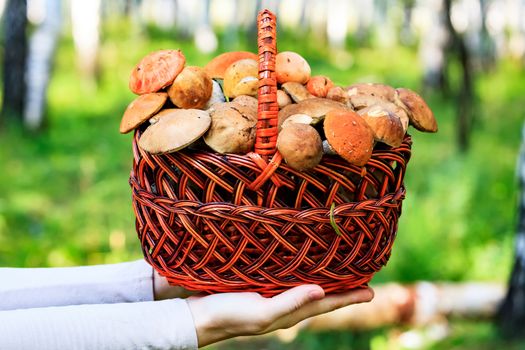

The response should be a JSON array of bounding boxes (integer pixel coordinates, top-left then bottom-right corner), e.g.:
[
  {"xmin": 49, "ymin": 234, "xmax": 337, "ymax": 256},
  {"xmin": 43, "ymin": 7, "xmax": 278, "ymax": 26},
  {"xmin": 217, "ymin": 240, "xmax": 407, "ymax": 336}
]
[{"xmin": 129, "ymin": 9, "xmax": 412, "ymax": 296}]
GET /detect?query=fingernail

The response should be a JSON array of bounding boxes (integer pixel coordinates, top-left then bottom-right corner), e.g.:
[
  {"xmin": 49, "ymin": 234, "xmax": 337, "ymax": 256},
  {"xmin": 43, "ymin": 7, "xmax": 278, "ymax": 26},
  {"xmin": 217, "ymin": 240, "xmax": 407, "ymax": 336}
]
[{"xmin": 308, "ymin": 289, "xmax": 324, "ymax": 300}]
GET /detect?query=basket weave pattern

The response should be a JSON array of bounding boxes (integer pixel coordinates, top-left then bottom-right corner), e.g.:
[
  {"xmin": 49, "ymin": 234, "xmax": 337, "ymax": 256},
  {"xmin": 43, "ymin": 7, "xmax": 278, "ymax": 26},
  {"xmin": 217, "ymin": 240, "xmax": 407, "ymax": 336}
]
[{"xmin": 130, "ymin": 10, "xmax": 412, "ymax": 296}]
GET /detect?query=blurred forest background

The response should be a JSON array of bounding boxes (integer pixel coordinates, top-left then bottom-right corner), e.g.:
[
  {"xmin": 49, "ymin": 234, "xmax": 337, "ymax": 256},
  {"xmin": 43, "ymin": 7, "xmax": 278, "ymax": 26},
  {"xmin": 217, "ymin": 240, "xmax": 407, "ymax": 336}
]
[{"xmin": 0, "ymin": 0, "xmax": 525, "ymax": 349}]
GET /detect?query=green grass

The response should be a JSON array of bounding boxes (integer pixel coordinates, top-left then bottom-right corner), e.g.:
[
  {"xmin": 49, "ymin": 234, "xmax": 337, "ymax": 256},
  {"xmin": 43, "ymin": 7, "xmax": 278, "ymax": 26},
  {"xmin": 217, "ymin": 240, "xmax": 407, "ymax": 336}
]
[{"xmin": 0, "ymin": 19, "xmax": 524, "ymax": 349}]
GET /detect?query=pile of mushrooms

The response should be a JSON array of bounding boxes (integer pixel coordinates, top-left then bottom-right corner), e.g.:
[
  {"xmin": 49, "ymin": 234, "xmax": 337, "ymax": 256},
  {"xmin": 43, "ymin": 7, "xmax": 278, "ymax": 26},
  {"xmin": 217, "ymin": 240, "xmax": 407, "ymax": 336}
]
[{"xmin": 120, "ymin": 49, "xmax": 438, "ymax": 172}]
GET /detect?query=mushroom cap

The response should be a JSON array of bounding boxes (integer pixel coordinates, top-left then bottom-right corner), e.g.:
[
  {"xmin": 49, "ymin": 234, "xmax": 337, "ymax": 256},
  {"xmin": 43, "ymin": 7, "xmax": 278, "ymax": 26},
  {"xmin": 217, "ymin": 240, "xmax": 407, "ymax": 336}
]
[
  {"xmin": 381, "ymin": 100, "xmax": 410, "ymax": 133},
  {"xmin": 357, "ymin": 105, "xmax": 405, "ymax": 147},
  {"xmin": 275, "ymin": 51, "xmax": 311, "ymax": 84},
  {"xmin": 232, "ymin": 95, "xmax": 258, "ymax": 116},
  {"xmin": 348, "ymin": 94, "xmax": 385, "ymax": 110},
  {"xmin": 306, "ymin": 75, "xmax": 334, "ymax": 98},
  {"xmin": 396, "ymin": 88, "xmax": 438, "ymax": 132},
  {"xmin": 277, "ymin": 123, "xmax": 323, "ymax": 171},
  {"xmin": 204, "ymin": 51, "xmax": 258, "ymax": 79},
  {"xmin": 280, "ymin": 114, "xmax": 314, "ymax": 129},
  {"xmin": 281, "ymin": 82, "xmax": 315, "ymax": 103},
  {"xmin": 204, "ymin": 103, "xmax": 257, "ymax": 154},
  {"xmin": 326, "ymin": 86, "xmax": 350, "ymax": 105},
  {"xmin": 168, "ymin": 66, "xmax": 213, "ymax": 109},
  {"xmin": 120, "ymin": 92, "xmax": 168, "ymax": 134},
  {"xmin": 277, "ymin": 89, "xmax": 292, "ymax": 108},
  {"xmin": 205, "ymin": 79, "xmax": 226, "ymax": 109},
  {"xmin": 138, "ymin": 109, "xmax": 211, "ymax": 154},
  {"xmin": 324, "ymin": 109, "xmax": 375, "ymax": 166},
  {"xmin": 346, "ymin": 82, "xmax": 396, "ymax": 101},
  {"xmin": 231, "ymin": 76, "xmax": 258, "ymax": 97},
  {"xmin": 129, "ymin": 49, "xmax": 185, "ymax": 95},
  {"xmin": 223, "ymin": 59, "xmax": 258, "ymax": 98},
  {"xmin": 278, "ymin": 97, "xmax": 349, "ymax": 129}
]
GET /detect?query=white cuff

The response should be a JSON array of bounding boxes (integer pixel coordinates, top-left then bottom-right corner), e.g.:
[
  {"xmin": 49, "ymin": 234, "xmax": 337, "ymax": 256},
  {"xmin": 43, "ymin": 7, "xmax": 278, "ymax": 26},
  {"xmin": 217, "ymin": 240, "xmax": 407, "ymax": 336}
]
[
  {"xmin": 0, "ymin": 298, "xmax": 199, "ymax": 350},
  {"xmin": 0, "ymin": 259, "xmax": 154, "ymax": 311}
]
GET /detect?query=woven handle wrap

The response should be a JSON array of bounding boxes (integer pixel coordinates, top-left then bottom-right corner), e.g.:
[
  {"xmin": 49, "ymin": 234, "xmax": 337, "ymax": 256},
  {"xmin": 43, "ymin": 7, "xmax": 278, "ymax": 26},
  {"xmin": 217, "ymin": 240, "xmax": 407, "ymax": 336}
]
[{"xmin": 255, "ymin": 9, "xmax": 278, "ymax": 157}]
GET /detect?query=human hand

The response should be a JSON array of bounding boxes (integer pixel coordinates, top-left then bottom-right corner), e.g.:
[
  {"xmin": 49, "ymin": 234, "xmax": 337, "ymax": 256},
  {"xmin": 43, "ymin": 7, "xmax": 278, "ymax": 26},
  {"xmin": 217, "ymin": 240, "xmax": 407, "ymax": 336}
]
[{"xmin": 186, "ymin": 285, "xmax": 374, "ymax": 347}]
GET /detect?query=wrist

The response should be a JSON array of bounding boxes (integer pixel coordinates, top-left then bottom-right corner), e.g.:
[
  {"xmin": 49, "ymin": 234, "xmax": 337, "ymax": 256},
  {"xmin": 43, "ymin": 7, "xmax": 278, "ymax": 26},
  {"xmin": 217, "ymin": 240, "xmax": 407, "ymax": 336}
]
[{"xmin": 152, "ymin": 270, "xmax": 196, "ymax": 300}]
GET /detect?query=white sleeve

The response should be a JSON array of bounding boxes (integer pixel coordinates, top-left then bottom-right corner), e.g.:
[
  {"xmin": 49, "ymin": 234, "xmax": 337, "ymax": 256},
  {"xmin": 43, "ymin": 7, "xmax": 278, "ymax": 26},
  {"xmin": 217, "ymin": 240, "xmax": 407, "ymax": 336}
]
[
  {"xmin": 0, "ymin": 298, "xmax": 199, "ymax": 350},
  {"xmin": 0, "ymin": 259, "xmax": 154, "ymax": 311}
]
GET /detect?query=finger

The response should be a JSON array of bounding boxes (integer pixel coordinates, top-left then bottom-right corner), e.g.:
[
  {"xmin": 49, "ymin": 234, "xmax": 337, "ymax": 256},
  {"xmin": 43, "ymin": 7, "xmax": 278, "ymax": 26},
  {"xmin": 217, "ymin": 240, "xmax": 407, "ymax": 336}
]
[
  {"xmin": 272, "ymin": 287, "xmax": 374, "ymax": 330},
  {"xmin": 267, "ymin": 284, "xmax": 326, "ymax": 320}
]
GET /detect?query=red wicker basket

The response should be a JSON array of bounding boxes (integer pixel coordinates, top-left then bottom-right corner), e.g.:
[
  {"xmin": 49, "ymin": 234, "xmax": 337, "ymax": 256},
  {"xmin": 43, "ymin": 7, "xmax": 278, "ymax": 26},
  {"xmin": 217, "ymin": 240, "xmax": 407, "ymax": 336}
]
[{"xmin": 129, "ymin": 10, "xmax": 412, "ymax": 296}]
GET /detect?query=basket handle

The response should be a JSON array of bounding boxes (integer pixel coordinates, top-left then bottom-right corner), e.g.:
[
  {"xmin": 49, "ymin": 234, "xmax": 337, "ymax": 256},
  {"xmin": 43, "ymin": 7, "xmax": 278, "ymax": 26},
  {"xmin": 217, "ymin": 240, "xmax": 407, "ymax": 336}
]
[
  {"xmin": 255, "ymin": 9, "xmax": 279, "ymax": 158},
  {"xmin": 247, "ymin": 9, "xmax": 284, "ymax": 192}
]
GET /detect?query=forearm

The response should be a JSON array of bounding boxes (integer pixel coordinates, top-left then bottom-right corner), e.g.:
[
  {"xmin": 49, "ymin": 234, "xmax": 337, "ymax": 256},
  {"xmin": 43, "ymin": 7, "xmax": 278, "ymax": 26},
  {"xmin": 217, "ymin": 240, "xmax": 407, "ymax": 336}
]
[
  {"xmin": 0, "ymin": 299, "xmax": 198, "ymax": 350},
  {"xmin": 0, "ymin": 259, "xmax": 154, "ymax": 310}
]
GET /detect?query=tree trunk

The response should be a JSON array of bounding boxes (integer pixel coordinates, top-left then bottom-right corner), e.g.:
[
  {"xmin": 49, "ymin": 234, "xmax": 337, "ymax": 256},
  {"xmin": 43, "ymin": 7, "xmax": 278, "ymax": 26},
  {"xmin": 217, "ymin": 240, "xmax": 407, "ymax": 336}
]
[
  {"xmin": 443, "ymin": 0, "xmax": 474, "ymax": 152},
  {"xmin": 23, "ymin": 0, "xmax": 62, "ymax": 131},
  {"xmin": 1, "ymin": 0, "xmax": 28, "ymax": 123},
  {"xmin": 497, "ymin": 123, "xmax": 525, "ymax": 338}
]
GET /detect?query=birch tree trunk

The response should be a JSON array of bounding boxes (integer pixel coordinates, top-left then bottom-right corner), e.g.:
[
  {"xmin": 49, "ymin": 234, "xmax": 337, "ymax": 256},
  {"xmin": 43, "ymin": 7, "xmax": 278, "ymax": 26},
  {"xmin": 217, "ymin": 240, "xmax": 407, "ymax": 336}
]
[
  {"xmin": 71, "ymin": 0, "xmax": 101, "ymax": 82},
  {"xmin": 1, "ymin": 0, "xmax": 28, "ymax": 123},
  {"xmin": 23, "ymin": 0, "xmax": 62, "ymax": 131},
  {"xmin": 497, "ymin": 123, "xmax": 525, "ymax": 338}
]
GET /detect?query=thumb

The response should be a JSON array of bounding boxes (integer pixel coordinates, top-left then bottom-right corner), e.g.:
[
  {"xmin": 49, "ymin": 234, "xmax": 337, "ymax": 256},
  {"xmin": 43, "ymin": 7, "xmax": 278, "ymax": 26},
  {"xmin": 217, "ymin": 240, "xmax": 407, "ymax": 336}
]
[{"xmin": 268, "ymin": 285, "xmax": 325, "ymax": 319}]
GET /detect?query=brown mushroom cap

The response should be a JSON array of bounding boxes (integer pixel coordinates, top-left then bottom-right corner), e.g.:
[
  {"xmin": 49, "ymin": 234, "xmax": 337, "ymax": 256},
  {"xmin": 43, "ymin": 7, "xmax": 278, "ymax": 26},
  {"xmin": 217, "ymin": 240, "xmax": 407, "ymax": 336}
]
[
  {"xmin": 204, "ymin": 103, "xmax": 257, "ymax": 154},
  {"xmin": 275, "ymin": 51, "xmax": 311, "ymax": 84},
  {"xmin": 120, "ymin": 92, "xmax": 168, "ymax": 134},
  {"xmin": 306, "ymin": 75, "xmax": 334, "ymax": 98},
  {"xmin": 138, "ymin": 109, "xmax": 211, "ymax": 154},
  {"xmin": 357, "ymin": 105, "xmax": 405, "ymax": 147},
  {"xmin": 324, "ymin": 109, "xmax": 375, "ymax": 166},
  {"xmin": 348, "ymin": 94, "xmax": 385, "ymax": 111},
  {"xmin": 129, "ymin": 49, "xmax": 185, "ymax": 95},
  {"xmin": 223, "ymin": 59, "xmax": 258, "ymax": 98},
  {"xmin": 346, "ymin": 83, "xmax": 396, "ymax": 101},
  {"xmin": 326, "ymin": 86, "xmax": 350, "ymax": 105},
  {"xmin": 278, "ymin": 97, "xmax": 350, "ymax": 129},
  {"xmin": 232, "ymin": 95, "xmax": 258, "ymax": 116},
  {"xmin": 277, "ymin": 89, "xmax": 292, "ymax": 108},
  {"xmin": 281, "ymin": 82, "xmax": 315, "ymax": 103},
  {"xmin": 396, "ymin": 88, "xmax": 438, "ymax": 132},
  {"xmin": 277, "ymin": 123, "xmax": 323, "ymax": 171},
  {"xmin": 168, "ymin": 66, "xmax": 212, "ymax": 109},
  {"xmin": 204, "ymin": 51, "xmax": 258, "ymax": 79}
]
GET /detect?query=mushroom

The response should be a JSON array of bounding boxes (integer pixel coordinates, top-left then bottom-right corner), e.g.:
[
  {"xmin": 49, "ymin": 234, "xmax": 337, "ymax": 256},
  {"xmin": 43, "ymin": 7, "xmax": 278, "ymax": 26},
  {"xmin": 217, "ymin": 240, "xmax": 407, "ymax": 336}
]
[
  {"xmin": 204, "ymin": 102, "xmax": 257, "ymax": 154},
  {"xmin": 168, "ymin": 66, "xmax": 212, "ymax": 109},
  {"xmin": 232, "ymin": 95, "xmax": 258, "ymax": 116},
  {"xmin": 138, "ymin": 109, "xmax": 211, "ymax": 154},
  {"xmin": 396, "ymin": 88, "xmax": 438, "ymax": 132},
  {"xmin": 223, "ymin": 59, "xmax": 258, "ymax": 98},
  {"xmin": 275, "ymin": 51, "xmax": 311, "ymax": 84},
  {"xmin": 280, "ymin": 114, "xmax": 314, "ymax": 129},
  {"xmin": 278, "ymin": 97, "xmax": 350, "ymax": 129},
  {"xmin": 322, "ymin": 140, "xmax": 337, "ymax": 155},
  {"xmin": 306, "ymin": 75, "xmax": 334, "ymax": 98},
  {"xmin": 205, "ymin": 79, "xmax": 226, "ymax": 109},
  {"xmin": 277, "ymin": 123, "xmax": 323, "ymax": 171},
  {"xmin": 348, "ymin": 94, "xmax": 385, "ymax": 111},
  {"xmin": 277, "ymin": 89, "xmax": 292, "ymax": 108},
  {"xmin": 324, "ymin": 109, "xmax": 375, "ymax": 166},
  {"xmin": 326, "ymin": 86, "xmax": 350, "ymax": 105},
  {"xmin": 120, "ymin": 92, "xmax": 168, "ymax": 134},
  {"xmin": 204, "ymin": 51, "xmax": 258, "ymax": 79},
  {"xmin": 281, "ymin": 82, "xmax": 315, "ymax": 103},
  {"xmin": 357, "ymin": 104, "xmax": 405, "ymax": 147},
  {"xmin": 346, "ymin": 82, "xmax": 397, "ymax": 101},
  {"xmin": 129, "ymin": 49, "xmax": 186, "ymax": 95}
]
